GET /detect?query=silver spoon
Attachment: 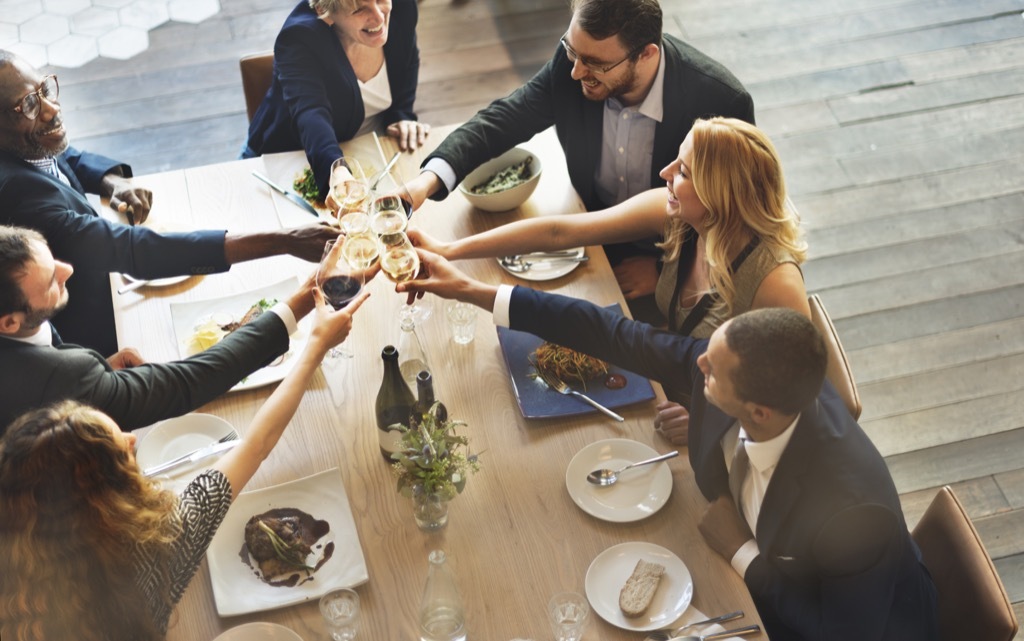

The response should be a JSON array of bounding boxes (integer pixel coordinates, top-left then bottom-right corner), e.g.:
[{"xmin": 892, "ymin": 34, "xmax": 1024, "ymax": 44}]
[
  {"xmin": 668, "ymin": 625, "xmax": 761, "ymax": 641},
  {"xmin": 586, "ymin": 450, "xmax": 678, "ymax": 486}
]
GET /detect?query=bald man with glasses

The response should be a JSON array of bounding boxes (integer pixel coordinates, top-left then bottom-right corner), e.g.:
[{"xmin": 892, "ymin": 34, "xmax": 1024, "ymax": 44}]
[
  {"xmin": 405, "ymin": 0, "xmax": 753, "ymax": 324},
  {"xmin": 0, "ymin": 50, "xmax": 337, "ymax": 357}
]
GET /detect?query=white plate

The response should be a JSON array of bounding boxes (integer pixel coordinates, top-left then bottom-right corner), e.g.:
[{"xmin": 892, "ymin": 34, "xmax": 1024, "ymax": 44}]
[
  {"xmin": 169, "ymin": 278, "xmax": 308, "ymax": 392},
  {"xmin": 213, "ymin": 622, "xmax": 304, "ymax": 641},
  {"xmin": 135, "ymin": 413, "xmax": 235, "ymax": 493},
  {"xmin": 497, "ymin": 247, "xmax": 585, "ymax": 282},
  {"xmin": 585, "ymin": 541, "xmax": 693, "ymax": 632},
  {"xmin": 565, "ymin": 439, "xmax": 673, "ymax": 523},
  {"xmin": 206, "ymin": 468, "xmax": 369, "ymax": 617}
]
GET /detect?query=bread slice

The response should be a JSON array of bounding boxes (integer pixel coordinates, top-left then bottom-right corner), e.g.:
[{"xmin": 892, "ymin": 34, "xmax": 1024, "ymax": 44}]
[{"xmin": 619, "ymin": 559, "xmax": 665, "ymax": 618}]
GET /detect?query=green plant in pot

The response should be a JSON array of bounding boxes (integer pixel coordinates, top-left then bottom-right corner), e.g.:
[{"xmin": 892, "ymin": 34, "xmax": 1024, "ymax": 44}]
[{"xmin": 391, "ymin": 402, "xmax": 480, "ymax": 531}]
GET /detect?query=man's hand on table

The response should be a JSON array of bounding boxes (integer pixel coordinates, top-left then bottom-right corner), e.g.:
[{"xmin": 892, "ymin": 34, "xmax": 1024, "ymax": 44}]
[
  {"xmin": 101, "ymin": 173, "xmax": 153, "ymax": 225},
  {"xmin": 654, "ymin": 400, "xmax": 690, "ymax": 445},
  {"xmin": 107, "ymin": 347, "xmax": 146, "ymax": 369},
  {"xmin": 699, "ymin": 495, "xmax": 754, "ymax": 562},
  {"xmin": 396, "ymin": 248, "xmax": 498, "ymax": 312},
  {"xmin": 612, "ymin": 255, "xmax": 659, "ymax": 299}
]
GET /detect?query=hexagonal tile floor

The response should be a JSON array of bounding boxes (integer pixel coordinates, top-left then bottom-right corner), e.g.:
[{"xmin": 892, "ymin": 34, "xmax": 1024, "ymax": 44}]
[{"xmin": 0, "ymin": 0, "xmax": 221, "ymax": 68}]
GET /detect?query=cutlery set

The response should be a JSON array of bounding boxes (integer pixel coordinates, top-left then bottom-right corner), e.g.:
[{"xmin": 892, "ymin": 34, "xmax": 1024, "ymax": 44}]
[
  {"xmin": 499, "ymin": 253, "xmax": 589, "ymax": 273},
  {"xmin": 644, "ymin": 611, "xmax": 753, "ymax": 641},
  {"xmin": 143, "ymin": 430, "xmax": 239, "ymax": 478}
]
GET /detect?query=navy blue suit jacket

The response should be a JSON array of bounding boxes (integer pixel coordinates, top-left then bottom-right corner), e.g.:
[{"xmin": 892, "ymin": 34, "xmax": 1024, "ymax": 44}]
[
  {"xmin": 0, "ymin": 148, "xmax": 228, "ymax": 356},
  {"xmin": 246, "ymin": 0, "xmax": 421, "ymax": 196},
  {"xmin": 424, "ymin": 34, "xmax": 754, "ymax": 212},
  {"xmin": 507, "ymin": 286, "xmax": 939, "ymax": 641}
]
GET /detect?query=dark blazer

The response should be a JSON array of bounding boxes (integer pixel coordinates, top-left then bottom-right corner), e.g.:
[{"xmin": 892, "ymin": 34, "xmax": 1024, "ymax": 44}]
[
  {"xmin": 507, "ymin": 286, "xmax": 939, "ymax": 641},
  {"xmin": 246, "ymin": 0, "xmax": 421, "ymax": 196},
  {"xmin": 424, "ymin": 34, "xmax": 755, "ymax": 212},
  {"xmin": 0, "ymin": 311, "xmax": 289, "ymax": 434},
  {"xmin": 0, "ymin": 148, "xmax": 229, "ymax": 356}
]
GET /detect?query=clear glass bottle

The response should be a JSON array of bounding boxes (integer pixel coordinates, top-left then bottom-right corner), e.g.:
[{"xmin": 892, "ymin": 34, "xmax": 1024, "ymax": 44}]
[
  {"xmin": 375, "ymin": 345, "xmax": 415, "ymax": 461},
  {"xmin": 397, "ymin": 313, "xmax": 429, "ymax": 387},
  {"xmin": 419, "ymin": 550, "xmax": 466, "ymax": 641}
]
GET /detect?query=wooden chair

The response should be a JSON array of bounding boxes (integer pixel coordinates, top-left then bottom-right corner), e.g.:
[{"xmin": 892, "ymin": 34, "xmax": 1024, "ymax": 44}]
[
  {"xmin": 808, "ymin": 293, "xmax": 862, "ymax": 420},
  {"xmin": 912, "ymin": 486, "xmax": 1018, "ymax": 641},
  {"xmin": 239, "ymin": 52, "xmax": 274, "ymax": 123}
]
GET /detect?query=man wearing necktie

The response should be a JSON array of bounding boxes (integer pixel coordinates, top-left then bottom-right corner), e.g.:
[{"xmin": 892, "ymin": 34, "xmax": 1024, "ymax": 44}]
[
  {"xmin": 0, "ymin": 50, "xmax": 338, "ymax": 357},
  {"xmin": 396, "ymin": 249, "xmax": 941, "ymax": 641}
]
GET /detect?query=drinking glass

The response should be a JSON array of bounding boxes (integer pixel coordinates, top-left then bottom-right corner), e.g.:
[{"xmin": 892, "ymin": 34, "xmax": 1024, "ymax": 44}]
[
  {"xmin": 548, "ymin": 592, "xmax": 589, "ymax": 641},
  {"xmin": 317, "ymin": 238, "xmax": 364, "ymax": 358},
  {"xmin": 368, "ymin": 165, "xmax": 413, "ymax": 236},
  {"xmin": 330, "ymin": 157, "xmax": 370, "ymax": 225},
  {"xmin": 320, "ymin": 588, "xmax": 360, "ymax": 641},
  {"xmin": 340, "ymin": 213, "xmax": 379, "ymax": 270}
]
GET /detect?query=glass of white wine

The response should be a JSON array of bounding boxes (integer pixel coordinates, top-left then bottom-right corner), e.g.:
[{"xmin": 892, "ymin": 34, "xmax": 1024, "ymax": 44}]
[
  {"xmin": 340, "ymin": 213, "xmax": 380, "ymax": 271},
  {"xmin": 330, "ymin": 157, "xmax": 370, "ymax": 226},
  {"xmin": 379, "ymin": 231, "xmax": 419, "ymax": 285}
]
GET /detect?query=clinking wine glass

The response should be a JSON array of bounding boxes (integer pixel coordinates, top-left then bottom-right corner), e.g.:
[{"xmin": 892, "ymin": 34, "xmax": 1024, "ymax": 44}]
[
  {"xmin": 340, "ymin": 213, "xmax": 380, "ymax": 270},
  {"xmin": 379, "ymin": 230, "xmax": 430, "ymax": 329},
  {"xmin": 368, "ymin": 164, "xmax": 414, "ymax": 237},
  {"xmin": 330, "ymin": 157, "xmax": 370, "ymax": 227},
  {"xmin": 317, "ymin": 238, "xmax": 365, "ymax": 358}
]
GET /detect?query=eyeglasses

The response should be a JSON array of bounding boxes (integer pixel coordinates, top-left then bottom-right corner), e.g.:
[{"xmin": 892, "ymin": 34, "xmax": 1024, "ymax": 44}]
[
  {"xmin": 9, "ymin": 75, "xmax": 59, "ymax": 120},
  {"xmin": 560, "ymin": 32, "xmax": 645, "ymax": 74}
]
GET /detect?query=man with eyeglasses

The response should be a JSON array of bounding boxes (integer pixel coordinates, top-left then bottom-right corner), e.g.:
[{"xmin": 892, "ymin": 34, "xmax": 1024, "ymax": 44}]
[
  {"xmin": 405, "ymin": 0, "xmax": 753, "ymax": 323},
  {"xmin": 0, "ymin": 50, "xmax": 337, "ymax": 356}
]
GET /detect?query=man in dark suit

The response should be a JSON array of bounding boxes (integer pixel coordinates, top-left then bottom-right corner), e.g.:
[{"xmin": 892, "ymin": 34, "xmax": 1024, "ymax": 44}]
[
  {"xmin": 406, "ymin": 0, "xmax": 754, "ymax": 320},
  {"xmin": 397, "ymin": 250, "xmax": 940, "ymax": 641},
  {"xmin": 0, "ymin": 226, "xmax": 350, "ymax": 434},
  {"xmin": 0, "ymin": 50, "xmax": 338, "ymax": 356}
]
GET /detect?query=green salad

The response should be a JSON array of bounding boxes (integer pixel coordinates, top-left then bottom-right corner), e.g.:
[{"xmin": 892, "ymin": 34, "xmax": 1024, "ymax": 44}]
[{"xmin": 470, "ymin": 157, "xmax": 534, "ymax": 195}]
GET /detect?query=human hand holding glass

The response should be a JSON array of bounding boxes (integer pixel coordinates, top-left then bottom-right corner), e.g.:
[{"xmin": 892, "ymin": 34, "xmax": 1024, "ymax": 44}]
[
  {"xmin": 329, "ymin": 157, "xmax": 370, "ymax": 225},
  {"xmin": 317, "ymin": 237, "xmax": 364, "ymax": 358}
]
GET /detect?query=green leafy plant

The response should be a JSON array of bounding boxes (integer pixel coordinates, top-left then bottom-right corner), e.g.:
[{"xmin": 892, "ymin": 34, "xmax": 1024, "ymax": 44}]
[{"xmin": 391, "ymin": 403, "xmax": 480, "ymax": 501}]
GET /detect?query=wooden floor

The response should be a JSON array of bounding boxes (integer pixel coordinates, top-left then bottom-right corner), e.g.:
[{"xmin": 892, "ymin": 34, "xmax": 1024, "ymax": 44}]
[{"xmin": 47, "ymin": 0, "xmax": 1024, "ymax": 629}]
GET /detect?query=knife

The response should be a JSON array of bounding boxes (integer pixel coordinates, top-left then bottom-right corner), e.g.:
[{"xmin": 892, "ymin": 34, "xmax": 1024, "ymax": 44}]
[
  {"xmin": 252, "ymin": 171, "xmax": 320, "ymax": 217},
  {"xmin": 143, "ymin": 439, "xmax": 240, "ymax": 478}
]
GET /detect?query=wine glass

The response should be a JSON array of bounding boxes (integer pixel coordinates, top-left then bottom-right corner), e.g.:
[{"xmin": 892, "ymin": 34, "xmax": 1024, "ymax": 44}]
[
  {"xmin": 330, "ymin": 157, "xmax": 370, "ymax": 227},
  {"xmin": 317, "ymin": 238, "xmax": 365, "ymax": 358},
  {"xmin": 341, "ymin": 214, "xmax": 380, "ymax": 271},
  {"xmin": 368, "ymin": 164, "xmax": 414, "ymax": 236}
]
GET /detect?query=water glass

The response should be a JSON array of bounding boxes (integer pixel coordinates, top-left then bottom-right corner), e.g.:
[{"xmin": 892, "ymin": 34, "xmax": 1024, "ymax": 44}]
[
  {"xmin": 320, "ymin": 588, "xmax": 360, "ymax": 641},
  {"xmin": 445, "ymin": 301, "xmax": 477, "ymax": 345},
  {"xmin": 548, "ymin": 592, "xmax": 589, "ymax": 641}
]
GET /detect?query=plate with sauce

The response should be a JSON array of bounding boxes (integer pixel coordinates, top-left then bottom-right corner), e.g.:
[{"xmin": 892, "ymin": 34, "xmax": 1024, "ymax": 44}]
[
  {"xmin": 495, "ymin": 303, "xmax": 656, "ymax": 419},
  {"xmin": 206, "ymin": 468, "xmax": 368, "ymax": 616}
]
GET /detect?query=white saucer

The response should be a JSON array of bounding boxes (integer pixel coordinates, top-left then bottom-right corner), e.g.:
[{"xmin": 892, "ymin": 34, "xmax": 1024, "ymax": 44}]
[
  {"xmin": 585, "ymin": 541, "xmax": 693, "ymax": 631},
  {"xmin": 565, "ymin": 439, "xmax": 673, "ymax": 522},
  {"xmin": 213, "ymin": 622, "xmax": 303, "ymax": 641},
  {"xmin": 135, "ymin": 413, "xmax": 235, "ymax": 492}
]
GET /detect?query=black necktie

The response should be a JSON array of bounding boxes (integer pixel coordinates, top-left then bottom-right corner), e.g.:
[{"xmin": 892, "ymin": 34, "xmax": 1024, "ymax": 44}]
[
  {"xmin": 50, "ymin": 324, "xmax": 63, "ymax": 346},
  {"xmin": 728, "ymin": 435, "xmax": 749, "ymax": 518}
]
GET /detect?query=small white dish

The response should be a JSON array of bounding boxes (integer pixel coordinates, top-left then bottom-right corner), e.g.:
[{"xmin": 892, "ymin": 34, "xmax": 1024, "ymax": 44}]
[
  {"xmin": 496, "ymin": 247, "xmax": 585, "ymax": 282},
  {"xmin": 565, "ymin": 439, "xmax": 673, "ymax": 523},
  {"xmin": 213, "ymin": 622, "xmax": 304, "ymax": 641},
  {"xmin": 135, "ymin": 413, "xmax": 235, "ymax": 493},
  {"xmin": 585, "ymin": 541, "xmax": 693, "ymax": 632},
  {"xmin": 169, "ymin": 277, "xmax": 309, "ymax": 392},
  {"xmin": 206, "ymin": 468, "xmax": 369, "ymax": 616}
]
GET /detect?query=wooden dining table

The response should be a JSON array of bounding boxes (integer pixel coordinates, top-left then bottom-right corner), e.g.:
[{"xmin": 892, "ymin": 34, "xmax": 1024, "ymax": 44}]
[{"xmin": 112, "ymin": 125, "xmax": 763, "ymax": 641}]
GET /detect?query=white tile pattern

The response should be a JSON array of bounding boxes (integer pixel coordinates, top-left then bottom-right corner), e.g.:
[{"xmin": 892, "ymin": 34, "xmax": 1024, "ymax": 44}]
[{"xmin": 1, "ymin": 0, "xmax": 221, "ymax": 68}]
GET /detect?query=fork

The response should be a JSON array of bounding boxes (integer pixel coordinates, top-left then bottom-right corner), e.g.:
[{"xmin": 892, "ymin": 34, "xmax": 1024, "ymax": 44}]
[
  {"xmin": 217, "ymin": 430, "xmax": 239, "ymax": 443},
  {"xmin": 500, "ymin": 255, "xmax": 589, "ymax": 273},
  {"xmin": 538, "ymin": 371, "xmax": 624, "ymax": 422},
  {"xmin": 644, "ymin": 611, "xmax": 745, "ymax": 641}
]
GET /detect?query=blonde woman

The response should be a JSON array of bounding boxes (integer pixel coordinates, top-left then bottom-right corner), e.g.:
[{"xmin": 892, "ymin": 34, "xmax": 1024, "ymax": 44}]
[
  {"xmin": 0, "ymin": 287, "xmax": 369, "ymax": 641},
  {"xmin": 409, "ymin": 117, "xmax": 808, "ymax": 443}
]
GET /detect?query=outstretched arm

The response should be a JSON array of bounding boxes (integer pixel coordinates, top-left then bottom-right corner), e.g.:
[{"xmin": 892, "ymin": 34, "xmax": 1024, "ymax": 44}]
[{"xmin": 214, "ymin": 287, "xmax": 370, "ymax": 499}]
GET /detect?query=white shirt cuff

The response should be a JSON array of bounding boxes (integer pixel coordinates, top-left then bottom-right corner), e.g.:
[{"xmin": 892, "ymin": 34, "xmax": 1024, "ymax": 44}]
[
  {"xmin": 492, "ymin": 284, "xmax": 515, "ymax": 328},
  {"xmin": 730, "ymin": 539, "xmax": 760, "ymax": 578},
  {"xmin": 269, "ymin": 301, "xmax": 298, "ymax": 335},
  {"xmin": 422, "ymin": 158, "xmax": 457, "ymax": 194}
]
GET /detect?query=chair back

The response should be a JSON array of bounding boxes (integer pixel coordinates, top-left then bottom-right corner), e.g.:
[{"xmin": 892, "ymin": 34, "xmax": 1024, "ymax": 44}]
[
  {"xmin": 808, "ymin": 294, "xmax": 862, "ymax": 419},
  {"xmin": 240, "ymin": 52, "xmax": 274, "ymax": 123},
  {"xmin": 912, "ymin": 486, "xmax": 1018, "ymax": 641}
]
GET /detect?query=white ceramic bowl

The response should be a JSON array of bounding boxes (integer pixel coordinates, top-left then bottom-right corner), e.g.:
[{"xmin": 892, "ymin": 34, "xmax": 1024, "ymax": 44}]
[{"xmin": 458, "ymin": 147, "xmax": 542, "ymax": 212}]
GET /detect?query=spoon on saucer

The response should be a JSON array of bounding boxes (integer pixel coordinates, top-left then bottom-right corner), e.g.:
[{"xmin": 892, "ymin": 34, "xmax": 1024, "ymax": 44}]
[{"xmin": 586, "ymin": 450, "xmax": 679, "ymax": 487}]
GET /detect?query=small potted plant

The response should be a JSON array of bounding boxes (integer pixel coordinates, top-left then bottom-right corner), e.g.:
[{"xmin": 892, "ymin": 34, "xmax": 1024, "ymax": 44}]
[{"xmin": 391, "ymin": 403, "xmax": 480, "ymax": 531}]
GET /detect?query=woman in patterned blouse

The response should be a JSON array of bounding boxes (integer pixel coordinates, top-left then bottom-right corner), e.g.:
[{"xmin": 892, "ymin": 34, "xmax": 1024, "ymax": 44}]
[{"xmin": 0, "ymin": 285, "xmax": 370, "ymax": 641}]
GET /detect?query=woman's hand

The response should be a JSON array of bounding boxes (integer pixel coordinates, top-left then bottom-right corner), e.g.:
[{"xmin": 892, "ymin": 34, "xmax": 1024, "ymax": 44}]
[
  {"xmin": 309, "ymin": 286, "xmax": 371, "ymax": 355},
  {"xmin": 405, "ymin": 227, "xmax": 449, "ymax": 257},
  {"xmin": 387, "ymin": 120, "xmax": 430, "ymax": 151}
]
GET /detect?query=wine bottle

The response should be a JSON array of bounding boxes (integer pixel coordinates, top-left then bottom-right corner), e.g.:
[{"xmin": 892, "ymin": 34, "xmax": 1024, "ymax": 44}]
[
  {"xmin": 397, "ymin": 315, "xmax": 429, "ymax": 387},
  {"xmin": 376, "ymin": 345, "xmax": 416, "ymax": 461},
  {"xmin": 411, "ymin": 370, "xmax": 448, "ymax": 429}
]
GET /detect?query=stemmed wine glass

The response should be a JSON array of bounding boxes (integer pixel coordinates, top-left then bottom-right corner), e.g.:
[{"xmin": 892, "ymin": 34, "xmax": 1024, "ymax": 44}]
[
  {"xmin": 317, "ymin": 237, "xmax": 365, "ymax": 358},
  {"xmin": 329, "ymin": 157, "xmax": 370, "ymax": 228}
]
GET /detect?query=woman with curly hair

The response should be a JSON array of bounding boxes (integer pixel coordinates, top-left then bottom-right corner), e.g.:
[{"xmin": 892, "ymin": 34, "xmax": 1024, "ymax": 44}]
[
  {"xmin": 408, "ymin": 117, "xmax": 808, "ymax": 441},
  {"xmin": 0, "ymin": 284, "xmax": 369, "ymax": 641}
]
